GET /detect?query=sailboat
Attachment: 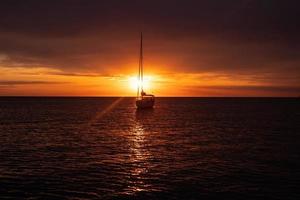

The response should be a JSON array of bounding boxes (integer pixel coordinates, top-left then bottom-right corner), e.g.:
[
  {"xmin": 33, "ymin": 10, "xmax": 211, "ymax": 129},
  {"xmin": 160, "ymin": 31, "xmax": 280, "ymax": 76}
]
[{"xmin": 136, "ymin": 33, "xmax": 155, "ymax": 109}]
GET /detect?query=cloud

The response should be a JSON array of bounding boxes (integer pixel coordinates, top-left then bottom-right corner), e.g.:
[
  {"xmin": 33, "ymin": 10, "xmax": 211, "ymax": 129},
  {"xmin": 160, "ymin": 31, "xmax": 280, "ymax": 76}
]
[
  {"xmin": 46, "ymin": 71, "xmax": 125, "ymax": 79},
  {"xmin": 0, "ymin": 80, "xmax": 67, "ymax": 86},
  {"xmin": 0, "ymin": 1, "xmax": 299, "ymax": 39},
  {"xmin": 182, "ymin": 85, "xmax": 300, "ymax": 97}
]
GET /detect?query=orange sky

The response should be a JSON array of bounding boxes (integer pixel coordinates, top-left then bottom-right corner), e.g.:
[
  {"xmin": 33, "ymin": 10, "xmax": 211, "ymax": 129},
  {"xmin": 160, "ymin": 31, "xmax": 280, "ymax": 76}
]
[{"xmin": 0, "ymin": 65, "xmax": 298, "ymax": 97}]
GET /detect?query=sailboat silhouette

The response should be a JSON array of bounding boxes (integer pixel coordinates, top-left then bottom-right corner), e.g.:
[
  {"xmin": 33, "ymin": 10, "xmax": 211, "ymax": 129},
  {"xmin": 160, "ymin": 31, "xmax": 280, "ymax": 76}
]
[{"xmin": 136, "ymin": 33, "xmax": 155, "ymax": 109}]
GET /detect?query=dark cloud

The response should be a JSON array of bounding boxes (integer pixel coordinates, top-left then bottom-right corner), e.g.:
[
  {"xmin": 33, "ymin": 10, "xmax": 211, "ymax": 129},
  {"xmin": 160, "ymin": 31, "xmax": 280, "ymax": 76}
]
[{"xmin": 0, "ymin": 0, "xmax": 299, "ymax": 39}]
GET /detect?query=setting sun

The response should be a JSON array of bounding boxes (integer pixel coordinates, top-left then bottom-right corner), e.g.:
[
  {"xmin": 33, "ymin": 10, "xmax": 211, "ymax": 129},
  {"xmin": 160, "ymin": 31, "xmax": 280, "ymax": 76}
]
[{"xmin": 128, "ymin": 75, "xmax": 153, "ymax": 92}]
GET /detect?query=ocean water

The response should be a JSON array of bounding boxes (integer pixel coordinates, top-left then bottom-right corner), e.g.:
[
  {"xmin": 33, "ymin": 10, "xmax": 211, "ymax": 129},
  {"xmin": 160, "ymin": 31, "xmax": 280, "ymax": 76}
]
[{"xmin": 0, "ymin": 97, "xmax": 299, "ymax": 199}]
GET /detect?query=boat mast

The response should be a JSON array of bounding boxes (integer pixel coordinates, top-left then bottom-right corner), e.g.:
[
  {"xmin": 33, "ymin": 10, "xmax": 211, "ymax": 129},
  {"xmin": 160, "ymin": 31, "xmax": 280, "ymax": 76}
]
[
  {"xmin": 137, "ymin": 32, "xmax": 143, "ymax": 98},
  {"xmin": 140, "ymin": 32, "xmax": 144, "ymax": 94},
  {"xmin": 137, "ymin": 36, "xmax": 141, "ymax": 98}
]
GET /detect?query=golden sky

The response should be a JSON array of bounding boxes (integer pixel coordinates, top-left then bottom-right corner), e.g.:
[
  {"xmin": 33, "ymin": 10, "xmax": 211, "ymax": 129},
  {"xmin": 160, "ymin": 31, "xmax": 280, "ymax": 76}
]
[{"xmin": 0, "ymin": 65, "xmax": 298, "ymax": 97}]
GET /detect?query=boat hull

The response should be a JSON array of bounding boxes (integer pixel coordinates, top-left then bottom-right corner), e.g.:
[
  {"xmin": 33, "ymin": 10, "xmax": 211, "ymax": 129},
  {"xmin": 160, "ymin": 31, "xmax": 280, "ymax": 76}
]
[{"xmin": 136, "ymin": 98, "xmax": 155, "ymax": 109}]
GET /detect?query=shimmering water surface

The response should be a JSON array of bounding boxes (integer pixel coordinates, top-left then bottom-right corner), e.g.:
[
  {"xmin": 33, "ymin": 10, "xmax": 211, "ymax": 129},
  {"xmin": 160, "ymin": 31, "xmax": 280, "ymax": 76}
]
[{"xmin": 0, "ymin": 97, "xmax": 299, "ymax": 199}]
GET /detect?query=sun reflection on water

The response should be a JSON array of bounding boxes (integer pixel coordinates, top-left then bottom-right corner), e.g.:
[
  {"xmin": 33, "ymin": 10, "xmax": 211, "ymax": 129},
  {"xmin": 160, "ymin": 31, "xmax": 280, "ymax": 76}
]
[{"xmin": 122, "ymin": 110, "xmax": 154, "ymax": 195}]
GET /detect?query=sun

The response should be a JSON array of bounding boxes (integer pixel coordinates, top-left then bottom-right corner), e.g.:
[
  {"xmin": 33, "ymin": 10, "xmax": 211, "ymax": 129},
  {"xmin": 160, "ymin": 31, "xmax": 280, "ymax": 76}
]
[{"xmin": 128, "ymin": 75, "xmax": 152, "ymax": 92}]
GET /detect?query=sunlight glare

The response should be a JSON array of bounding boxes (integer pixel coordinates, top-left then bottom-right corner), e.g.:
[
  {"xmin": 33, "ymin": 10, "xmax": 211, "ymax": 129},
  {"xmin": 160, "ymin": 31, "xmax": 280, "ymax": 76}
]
[{"xmin": 129, "ymin": 76, "xmax": 152, "ymax": 91}]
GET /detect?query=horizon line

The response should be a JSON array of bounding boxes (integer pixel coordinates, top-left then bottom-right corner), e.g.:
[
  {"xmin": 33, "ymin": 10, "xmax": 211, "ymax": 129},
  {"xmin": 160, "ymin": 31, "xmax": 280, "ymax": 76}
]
[{"xmin": 0, "ymin": 96, "xmax": 298, "ymax": 98}]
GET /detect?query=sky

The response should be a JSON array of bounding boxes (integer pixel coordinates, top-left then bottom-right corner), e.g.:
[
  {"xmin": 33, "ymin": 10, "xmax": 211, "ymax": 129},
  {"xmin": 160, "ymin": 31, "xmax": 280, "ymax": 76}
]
[{"xmin": 0, "ymin": 0, "xmax": 299, "ymax": 96}]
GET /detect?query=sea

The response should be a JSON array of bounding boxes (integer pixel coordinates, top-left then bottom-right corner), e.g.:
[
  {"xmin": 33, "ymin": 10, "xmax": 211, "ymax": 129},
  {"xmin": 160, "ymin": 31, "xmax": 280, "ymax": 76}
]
[{"xmin": 0, "ymin": 97, "xmax": 299, "ymax": 199}]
